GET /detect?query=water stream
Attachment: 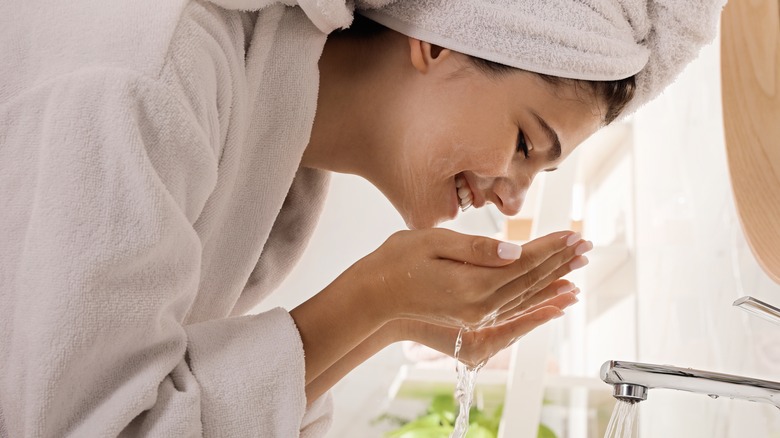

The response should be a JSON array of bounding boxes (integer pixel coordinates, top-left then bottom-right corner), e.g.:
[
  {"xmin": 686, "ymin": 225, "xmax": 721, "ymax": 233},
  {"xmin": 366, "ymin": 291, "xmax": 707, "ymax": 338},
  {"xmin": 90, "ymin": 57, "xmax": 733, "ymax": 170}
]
[
  {"xmin": 450, "ymin": 328, "xmax": 484, "ymax": 438},
  {"xmin": 449, "ymin": 326, "xmax": 641, "ymax": 438},
  {"xmin": 604, "ymin": 399, "xmax": 639, "ymax": 438}
]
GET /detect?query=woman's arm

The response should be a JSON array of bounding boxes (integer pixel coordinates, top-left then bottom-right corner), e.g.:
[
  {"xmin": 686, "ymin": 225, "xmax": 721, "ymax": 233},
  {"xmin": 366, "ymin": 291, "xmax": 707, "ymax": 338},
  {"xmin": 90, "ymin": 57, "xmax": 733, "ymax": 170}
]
[{"xmin": 305, "ymin": 322, "xmax": 397, "ymax": 405}]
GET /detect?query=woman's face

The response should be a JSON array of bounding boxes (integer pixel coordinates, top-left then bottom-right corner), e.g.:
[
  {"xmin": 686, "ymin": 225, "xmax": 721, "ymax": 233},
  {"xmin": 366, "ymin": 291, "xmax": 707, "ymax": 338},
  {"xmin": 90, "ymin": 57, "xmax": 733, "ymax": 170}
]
[{"xmin": 373, "ymin": 47, "xmax": 605, "ymax": 230}]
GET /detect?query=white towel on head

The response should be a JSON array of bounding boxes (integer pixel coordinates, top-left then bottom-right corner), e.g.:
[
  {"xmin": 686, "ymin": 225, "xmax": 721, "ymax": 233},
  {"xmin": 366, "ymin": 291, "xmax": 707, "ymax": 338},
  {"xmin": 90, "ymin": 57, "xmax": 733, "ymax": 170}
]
[
  {"xmin": 208, "ymin": 0, "xmax": 396, "ymax": 33},
  {"xmin": 359, "ymin": 0, "xmax": 727, "ymax": 116}
]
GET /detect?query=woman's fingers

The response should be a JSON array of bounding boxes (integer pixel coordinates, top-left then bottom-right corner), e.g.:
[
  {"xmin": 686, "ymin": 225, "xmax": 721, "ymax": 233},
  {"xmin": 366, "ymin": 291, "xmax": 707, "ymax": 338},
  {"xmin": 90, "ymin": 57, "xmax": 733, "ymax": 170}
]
[
  {"xmin": 497, "ymin": 290, "xmax": 579, "ymax": 324},
  {"xmin": 523, "ymin": 254, "xmax": 588, "ymax": 300},
  {"xmin": 490, "ymin": 238, "xmax": 591, "ymax": 310},
  {"xmin": 496, "ymin": 279, "xmax": 574, "ymax": 317},
  {"xmin": 506, "ymin": 231, "xmax": 581, "ymax": 273},
  {"xmin": 431, "ymin": 228, "xmax": 578, "ymax": 270},
  {"xmin": 495, "ymin": 251, "xmax": 588, "ymax": 316},
  {"xmin": 369, "ymin": 228, "xmax": 587, "ymax": 329},
  {"xmin": 455, "ymin": 230, "xmax": 583, "ymax": 298},
  {"xmin": 493, "ymin": 305, "xmax": 568, "ymax": 344},
  {"xmin": 428, "ymin": 229, "xmax": 588, "ymax": 325},
  {"xmin": 399, "ymin": 291, "xmax": 580, "ymax": 368}
]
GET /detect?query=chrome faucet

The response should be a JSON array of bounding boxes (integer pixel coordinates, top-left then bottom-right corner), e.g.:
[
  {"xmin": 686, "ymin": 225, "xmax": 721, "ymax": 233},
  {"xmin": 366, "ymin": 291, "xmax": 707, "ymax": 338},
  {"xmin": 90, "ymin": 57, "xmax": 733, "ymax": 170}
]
[
  {"xmin": 600, "ymin": 296, "xmax": 780, "ymax": 408},
  {"xmin": 733, "ymin": 296, "xmax": 780, "ymax": 327},
  {"xmin": 600, "ymin": 360, "xmax": 780, "ymax": 407}
]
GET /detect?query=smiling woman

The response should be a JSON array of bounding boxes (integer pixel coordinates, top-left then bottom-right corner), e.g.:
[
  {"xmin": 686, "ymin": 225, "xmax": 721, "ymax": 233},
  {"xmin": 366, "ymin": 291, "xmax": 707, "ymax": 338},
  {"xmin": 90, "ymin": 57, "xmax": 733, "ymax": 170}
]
[
  {"xmin": 306, "ymin": 15, "xmax": 635, "ymax": 230},
  {"xmin": 0, "ymin": 0, "xmax": 725, "ymax": 437}
]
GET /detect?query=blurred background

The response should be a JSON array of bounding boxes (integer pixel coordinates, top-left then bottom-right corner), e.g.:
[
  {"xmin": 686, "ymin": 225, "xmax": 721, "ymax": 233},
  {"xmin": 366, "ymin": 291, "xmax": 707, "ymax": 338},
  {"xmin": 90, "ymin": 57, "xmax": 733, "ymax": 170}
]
[{"xmin": 255, "ymin": 16, "xmax": 780, "ymax": 438}]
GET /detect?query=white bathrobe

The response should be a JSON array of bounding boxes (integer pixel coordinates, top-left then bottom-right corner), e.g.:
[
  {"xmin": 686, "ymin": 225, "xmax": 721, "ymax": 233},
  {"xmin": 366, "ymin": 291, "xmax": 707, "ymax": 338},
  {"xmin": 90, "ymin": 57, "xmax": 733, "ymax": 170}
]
[{"xmin": 0, "ymin": 0, "xmax": 383, "ymax": 436}]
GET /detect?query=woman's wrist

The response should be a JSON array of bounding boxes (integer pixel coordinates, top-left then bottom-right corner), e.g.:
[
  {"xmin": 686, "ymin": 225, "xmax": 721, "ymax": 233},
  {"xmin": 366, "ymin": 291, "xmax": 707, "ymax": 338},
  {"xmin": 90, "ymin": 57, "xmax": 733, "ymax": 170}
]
[
  {"xmin": 380, "ymin": 318, "xmax": 417, "ymax": 344},
  {"xmin": 290, "ymin": 265, "xmax": 397, "ymax": 385},
  {"xmin": 304, "ymin": 319, "xmax": 400, "ymax": 404}
]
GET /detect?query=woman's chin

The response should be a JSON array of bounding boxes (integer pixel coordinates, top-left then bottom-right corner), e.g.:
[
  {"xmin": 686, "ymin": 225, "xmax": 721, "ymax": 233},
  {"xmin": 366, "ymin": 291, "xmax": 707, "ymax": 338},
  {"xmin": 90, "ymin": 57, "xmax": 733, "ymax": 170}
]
[
  {"xmin": 394, "ymin": 197, "xmax": 453, "ymax": 230},
  {"xmin": 403, "ymin": 212, "xmax": 447, "ymax": 230}
]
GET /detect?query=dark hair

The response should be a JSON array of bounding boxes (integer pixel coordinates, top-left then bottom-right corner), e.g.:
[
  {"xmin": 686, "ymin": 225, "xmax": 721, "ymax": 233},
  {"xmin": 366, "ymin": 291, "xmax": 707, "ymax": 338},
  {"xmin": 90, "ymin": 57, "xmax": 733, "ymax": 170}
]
[
  {"xmin": 469, "ymin": 57, "xmax": 636, "ymax": 125},
  {"xmin": 340, "ymin": 14, "xmax": 636, "ymax": 125}
]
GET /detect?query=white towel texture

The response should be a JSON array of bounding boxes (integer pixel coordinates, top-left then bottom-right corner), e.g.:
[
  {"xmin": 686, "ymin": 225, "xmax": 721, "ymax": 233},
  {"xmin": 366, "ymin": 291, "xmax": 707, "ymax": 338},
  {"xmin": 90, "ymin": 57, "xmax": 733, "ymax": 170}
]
[
  {"xmin": 361, "ymin": 0, "xmax": 727, "ymax": 116},
  {"xmin": 0, "ymin": 0, "xmax": 372, "ymax": 436}
]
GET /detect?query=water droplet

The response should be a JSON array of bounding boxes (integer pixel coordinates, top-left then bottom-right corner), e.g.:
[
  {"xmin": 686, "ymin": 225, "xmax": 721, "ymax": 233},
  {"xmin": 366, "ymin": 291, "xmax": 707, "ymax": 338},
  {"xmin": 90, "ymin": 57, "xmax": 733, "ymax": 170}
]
[{"xmin": 708, "ymin": 394, "xmax": 719, "ymax": 399}]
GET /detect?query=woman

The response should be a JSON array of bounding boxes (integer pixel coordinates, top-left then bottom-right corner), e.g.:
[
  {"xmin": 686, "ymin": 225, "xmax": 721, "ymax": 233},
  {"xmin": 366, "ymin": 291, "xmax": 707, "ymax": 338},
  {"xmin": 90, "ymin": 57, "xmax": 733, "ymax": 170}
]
[{"xmin": 0, "ymin": 0, "xmax": 724, "ymax": 436}]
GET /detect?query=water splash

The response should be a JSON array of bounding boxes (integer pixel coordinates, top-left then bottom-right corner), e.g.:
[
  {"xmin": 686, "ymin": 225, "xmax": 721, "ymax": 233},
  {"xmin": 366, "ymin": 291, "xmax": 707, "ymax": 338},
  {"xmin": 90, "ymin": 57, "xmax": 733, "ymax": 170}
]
[
  {"xmin": 450, "ymin": 328, "xmax": 484, "ymax": 438},
  {"xmin": 604, "ymin": 399, "xmax": 639, "ymax": 438}
]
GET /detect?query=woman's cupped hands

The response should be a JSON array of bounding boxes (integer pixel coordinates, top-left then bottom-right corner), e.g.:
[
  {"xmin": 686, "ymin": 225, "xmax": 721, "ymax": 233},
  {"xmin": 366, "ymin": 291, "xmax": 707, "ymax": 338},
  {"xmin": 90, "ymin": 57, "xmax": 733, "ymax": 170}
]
[{"xmin": 349, "ymin": 228, "xmax": 592, "ymax": 366}]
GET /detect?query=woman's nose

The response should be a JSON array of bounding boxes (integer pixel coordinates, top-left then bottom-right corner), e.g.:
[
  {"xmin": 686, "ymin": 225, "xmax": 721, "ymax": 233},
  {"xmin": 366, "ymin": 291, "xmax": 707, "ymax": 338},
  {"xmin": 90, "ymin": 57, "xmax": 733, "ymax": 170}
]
[{"xmin": 491, "ymin": 177, "xmax": 526, "ymax": 216}]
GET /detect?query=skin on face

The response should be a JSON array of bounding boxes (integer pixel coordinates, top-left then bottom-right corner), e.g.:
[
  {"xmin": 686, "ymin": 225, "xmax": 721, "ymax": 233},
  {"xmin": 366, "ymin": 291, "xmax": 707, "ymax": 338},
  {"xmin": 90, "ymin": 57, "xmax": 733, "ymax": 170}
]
[{"xmin": 305, "ymin": 33, "xmax": 607, "ymax": 230}]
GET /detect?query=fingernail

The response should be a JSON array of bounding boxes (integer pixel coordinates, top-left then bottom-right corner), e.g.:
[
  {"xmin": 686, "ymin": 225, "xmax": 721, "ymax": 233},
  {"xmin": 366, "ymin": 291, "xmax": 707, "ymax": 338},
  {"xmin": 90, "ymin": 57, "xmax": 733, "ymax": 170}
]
[
  {"xmin": 572, "ymin": 287, "xmax": 581, "ymax": 295},
  {"xmin": 574, "ymin": 240, "xmax": 593, "ymax": 256},
  {"xmin": 556, "ymin": 283, "xmax": 575, "ymax": 295},
  {"xmin": 498, "ymin": 241, "xmax": 522, "ymax": 260},
  {"xmin": 565, "ymin": 232, "xmax": 581, "ymax": 247},
  {"xmin": 552, "ymin": 310, "xmax": 565, "ymax": 319},
  {"xmin": 569, "ymin": 256, "xmax": 589, "ymax": 270}
]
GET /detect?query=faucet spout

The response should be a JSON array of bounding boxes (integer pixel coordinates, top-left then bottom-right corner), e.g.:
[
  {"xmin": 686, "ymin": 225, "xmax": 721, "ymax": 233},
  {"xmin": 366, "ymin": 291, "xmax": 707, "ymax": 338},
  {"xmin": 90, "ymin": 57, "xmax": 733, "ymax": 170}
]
[
  {"xmin": 600, "ymin": 360, "xmax": 780, "ymax": 408},
  {"xmin": 611, "ymin": 383, "xmax": 648, "ymax": 403},
  {"xmin": 733, "ymin": 296, "xmax": 780, "ymax": 327}
]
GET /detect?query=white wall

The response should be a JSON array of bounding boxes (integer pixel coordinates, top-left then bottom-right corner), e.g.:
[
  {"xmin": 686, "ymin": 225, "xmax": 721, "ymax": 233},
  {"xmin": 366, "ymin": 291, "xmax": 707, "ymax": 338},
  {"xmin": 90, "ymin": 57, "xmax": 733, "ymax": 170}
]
[{"xmin": 632, "ymin": 31, "xmax": 780, "ymax": 437}]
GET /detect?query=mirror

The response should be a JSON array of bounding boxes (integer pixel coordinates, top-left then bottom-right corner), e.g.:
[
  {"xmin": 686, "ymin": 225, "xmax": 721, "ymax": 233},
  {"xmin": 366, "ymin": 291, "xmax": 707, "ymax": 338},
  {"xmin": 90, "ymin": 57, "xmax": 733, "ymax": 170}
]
[{"xmin": 721, "ymin": 0, "xmax": 780, "ymax": 284}]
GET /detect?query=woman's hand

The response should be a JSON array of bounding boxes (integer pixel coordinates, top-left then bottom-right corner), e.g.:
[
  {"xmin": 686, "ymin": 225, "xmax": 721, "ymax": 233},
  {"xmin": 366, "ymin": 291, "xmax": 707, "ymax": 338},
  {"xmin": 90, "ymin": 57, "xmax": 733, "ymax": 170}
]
[
  {"xmin": 353, "ymin": 228, "xmax": 591, "ymax": 329},
  {"xmin": 291, "ymin": 228, "xmax": 590, "ymax": 398},
  {"xmin": 391, "ymin": 285, "xmax": 579, "ymax": 368}
]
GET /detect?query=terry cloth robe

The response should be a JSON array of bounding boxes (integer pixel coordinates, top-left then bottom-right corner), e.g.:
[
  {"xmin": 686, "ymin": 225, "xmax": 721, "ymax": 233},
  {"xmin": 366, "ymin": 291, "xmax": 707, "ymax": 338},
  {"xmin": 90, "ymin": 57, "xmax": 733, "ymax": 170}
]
[{"xmin": 0, "ymin": 0, "xmax": 388, "ymax": 436}]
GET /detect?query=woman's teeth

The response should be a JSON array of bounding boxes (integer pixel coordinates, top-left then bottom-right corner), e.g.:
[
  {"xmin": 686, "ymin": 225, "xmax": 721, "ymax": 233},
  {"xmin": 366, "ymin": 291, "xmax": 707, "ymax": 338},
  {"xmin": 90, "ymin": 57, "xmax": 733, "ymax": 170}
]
[{"xmin": 455, "ymin": 175, "xmax": 473, "ymax": 211}]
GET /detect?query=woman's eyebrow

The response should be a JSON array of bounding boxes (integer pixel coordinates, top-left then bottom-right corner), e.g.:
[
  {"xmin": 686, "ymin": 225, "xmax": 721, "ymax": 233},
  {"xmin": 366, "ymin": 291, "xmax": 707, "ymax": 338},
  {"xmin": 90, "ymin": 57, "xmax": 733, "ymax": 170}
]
[{"xmin": 531, "ymin": 111, "xmax": 562, "ymax": 162}]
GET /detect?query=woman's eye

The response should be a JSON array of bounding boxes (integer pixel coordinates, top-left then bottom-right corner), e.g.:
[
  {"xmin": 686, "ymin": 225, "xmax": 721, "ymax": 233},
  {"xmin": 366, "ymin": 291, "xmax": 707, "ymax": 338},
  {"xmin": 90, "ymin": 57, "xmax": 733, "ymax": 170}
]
[{"xmin": 516, "ymin": 130, "xmax": 530, "ymax": 158}]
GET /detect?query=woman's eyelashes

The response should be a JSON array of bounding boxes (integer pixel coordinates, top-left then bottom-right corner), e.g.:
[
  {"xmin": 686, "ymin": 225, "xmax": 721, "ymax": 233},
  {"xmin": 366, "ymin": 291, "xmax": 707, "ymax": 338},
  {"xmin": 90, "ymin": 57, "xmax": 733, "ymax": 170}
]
[{"xmin": 516, "ymin": 129, "xmax": 531, "ymax": 158}]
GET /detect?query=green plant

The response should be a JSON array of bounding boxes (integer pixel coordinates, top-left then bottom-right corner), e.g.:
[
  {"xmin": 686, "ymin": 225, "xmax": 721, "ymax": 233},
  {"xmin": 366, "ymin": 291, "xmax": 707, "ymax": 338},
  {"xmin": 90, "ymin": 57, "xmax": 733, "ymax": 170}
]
[{"xmin": 377, "ymin": 394, "xmax": 556, "ymax": 438}]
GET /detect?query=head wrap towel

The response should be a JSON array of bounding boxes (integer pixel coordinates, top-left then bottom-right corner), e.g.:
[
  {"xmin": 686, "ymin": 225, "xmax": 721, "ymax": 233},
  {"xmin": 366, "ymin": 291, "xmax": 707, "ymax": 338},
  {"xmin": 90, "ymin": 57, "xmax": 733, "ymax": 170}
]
[{"xmin": 359, "ymin": 0, "xmax": 727, "ymax": 116}]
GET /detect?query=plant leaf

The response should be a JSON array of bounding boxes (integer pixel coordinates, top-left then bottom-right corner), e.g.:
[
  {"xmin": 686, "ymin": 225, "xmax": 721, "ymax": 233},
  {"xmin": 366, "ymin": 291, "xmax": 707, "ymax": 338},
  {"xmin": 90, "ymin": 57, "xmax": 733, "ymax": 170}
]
[
  {"xmin": 537, "ymin": 423, "xmax": 558, "ymax": 438},
  {"xmin": 465, "ymin": 424, "xmax": 496, "ymax": 438}
]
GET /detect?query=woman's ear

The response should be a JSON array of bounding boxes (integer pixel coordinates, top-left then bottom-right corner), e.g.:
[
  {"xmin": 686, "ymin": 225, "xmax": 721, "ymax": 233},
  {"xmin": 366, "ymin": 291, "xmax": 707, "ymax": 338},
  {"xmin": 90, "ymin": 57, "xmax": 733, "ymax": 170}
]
[{"xmin": 408, "ymin": 38, "xmax": 452, "ymax": 74}]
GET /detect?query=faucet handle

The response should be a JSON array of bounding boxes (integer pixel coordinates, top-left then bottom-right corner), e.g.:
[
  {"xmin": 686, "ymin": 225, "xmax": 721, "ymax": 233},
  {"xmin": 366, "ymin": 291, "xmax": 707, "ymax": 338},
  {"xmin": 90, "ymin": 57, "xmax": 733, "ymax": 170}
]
[{"xmin": 733, "ymin": 296, "xmax": 780, "ymax": 327}]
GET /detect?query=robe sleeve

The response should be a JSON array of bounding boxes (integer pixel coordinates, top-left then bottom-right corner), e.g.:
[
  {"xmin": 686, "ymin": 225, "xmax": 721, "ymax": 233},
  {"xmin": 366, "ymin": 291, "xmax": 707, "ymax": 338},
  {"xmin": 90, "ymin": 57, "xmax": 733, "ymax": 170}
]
[{"xmin": 0, "ymin": 66, "xmax": 324, "ymax": 437}]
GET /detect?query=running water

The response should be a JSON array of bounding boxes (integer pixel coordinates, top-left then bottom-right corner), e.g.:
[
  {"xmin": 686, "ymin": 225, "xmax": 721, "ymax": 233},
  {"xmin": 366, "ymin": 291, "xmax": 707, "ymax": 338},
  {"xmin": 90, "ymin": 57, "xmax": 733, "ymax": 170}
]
[
  {"xmin": 604, "ymin": 399, "xmax": 639, "ymax": 438},
  {"xmin": 450, "ymin": 328, "xmax": 484, "ymax": 438}
]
